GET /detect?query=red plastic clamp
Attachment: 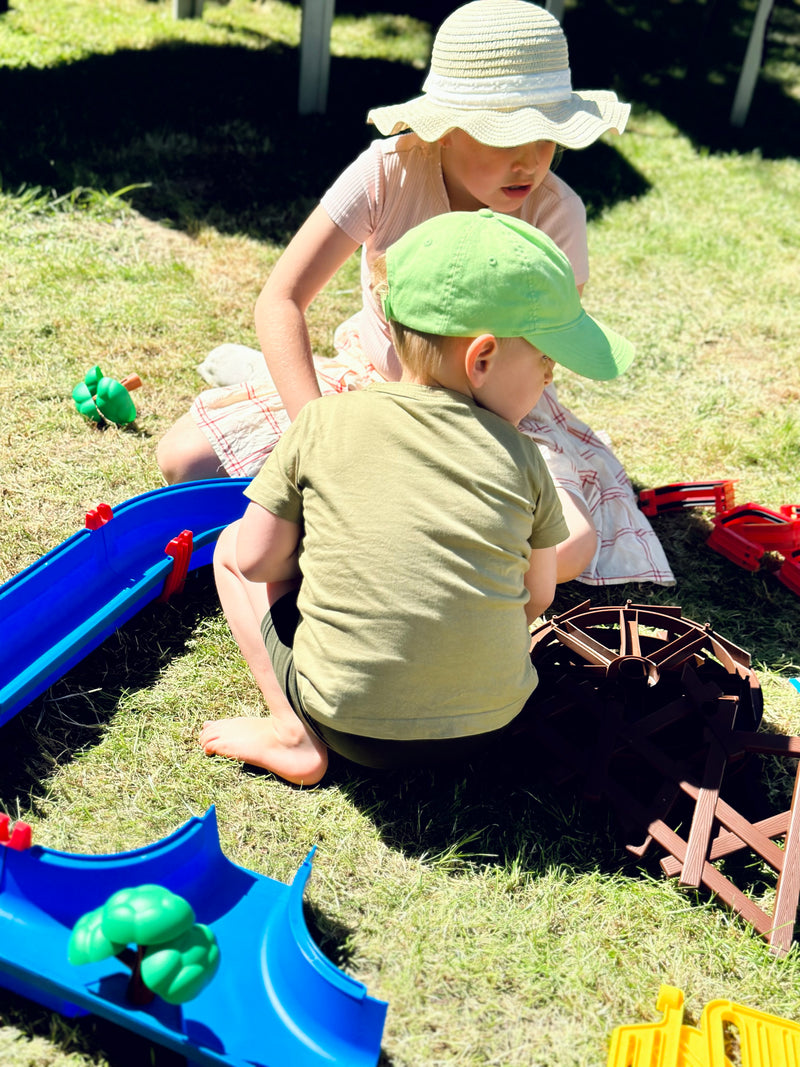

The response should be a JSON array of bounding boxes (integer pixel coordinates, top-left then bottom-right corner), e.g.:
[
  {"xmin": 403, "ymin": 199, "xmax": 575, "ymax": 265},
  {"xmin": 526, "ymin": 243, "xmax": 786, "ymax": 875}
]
[{"xmin": 158, "ymin": 529, "xmax": 194, "ymax": 602}]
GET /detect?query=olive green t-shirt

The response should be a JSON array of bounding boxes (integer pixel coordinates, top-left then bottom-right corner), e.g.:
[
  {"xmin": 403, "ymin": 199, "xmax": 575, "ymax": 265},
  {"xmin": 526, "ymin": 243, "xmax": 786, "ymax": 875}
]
[{"xmin": 245, "ymin": 383, "xmax": 567, "ymax": 740}]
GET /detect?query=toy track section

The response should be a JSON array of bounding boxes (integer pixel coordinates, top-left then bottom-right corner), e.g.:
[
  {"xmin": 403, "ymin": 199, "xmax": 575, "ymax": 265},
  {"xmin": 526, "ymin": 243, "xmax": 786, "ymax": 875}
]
[
  {"xmin": 0, "ymin": 808, "xmax": 387, "ymax": 1067},
  {"xmin": 0, "ymin": 479, "xmax": 251, "ymax": 727}
]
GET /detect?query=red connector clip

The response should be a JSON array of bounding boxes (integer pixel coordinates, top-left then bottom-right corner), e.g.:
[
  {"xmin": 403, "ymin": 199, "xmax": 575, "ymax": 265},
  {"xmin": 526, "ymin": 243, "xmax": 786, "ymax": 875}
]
[
  {"xmin": 158, "ymin": 529, "xmax": 193, "ymax": 602},
  {"xmin": 85, "ymin": 502, "xmax": 114, "ymax": 530},
  {"xmin": 638, "ymin": 480, "xmax": 736, "ymax": 517},
  {"xmin": 0, "ymin": 814, "xmax": 33, "ymax": 851}
]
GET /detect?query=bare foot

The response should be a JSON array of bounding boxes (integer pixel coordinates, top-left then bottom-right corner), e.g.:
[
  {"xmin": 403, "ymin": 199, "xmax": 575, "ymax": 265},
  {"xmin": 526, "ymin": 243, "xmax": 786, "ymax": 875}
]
[{"xmin": 199, "ymin": 716, "xmax": 328, "ymax": 786}]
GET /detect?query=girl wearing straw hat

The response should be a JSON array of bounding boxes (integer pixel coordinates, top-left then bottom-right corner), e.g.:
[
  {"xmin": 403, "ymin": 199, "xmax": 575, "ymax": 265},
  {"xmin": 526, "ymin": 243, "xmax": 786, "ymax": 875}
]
[{"xmin": 157, "ymin": 0, "xmax": 673, "ymax": 589}]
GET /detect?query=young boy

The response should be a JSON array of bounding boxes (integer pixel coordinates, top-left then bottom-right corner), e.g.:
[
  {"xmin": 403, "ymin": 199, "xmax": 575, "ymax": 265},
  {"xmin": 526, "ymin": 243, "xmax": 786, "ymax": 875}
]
[{"xmin": 199, "ymin": 209, "xmax": 633, "ymax": 785}]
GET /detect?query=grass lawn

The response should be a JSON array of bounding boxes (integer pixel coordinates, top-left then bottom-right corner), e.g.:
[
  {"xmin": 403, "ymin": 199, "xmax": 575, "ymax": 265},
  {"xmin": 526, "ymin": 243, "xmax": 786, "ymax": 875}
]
[{"xmin": 1, "ymin": 1, "xmax": 800, "ymax": 1064}]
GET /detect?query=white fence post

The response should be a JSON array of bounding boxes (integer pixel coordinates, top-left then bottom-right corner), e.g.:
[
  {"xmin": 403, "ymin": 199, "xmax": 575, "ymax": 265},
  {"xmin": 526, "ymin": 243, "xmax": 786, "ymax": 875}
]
[{"xmin": 298, "ymin": 0, "xmax": 335, "ymax": 115}]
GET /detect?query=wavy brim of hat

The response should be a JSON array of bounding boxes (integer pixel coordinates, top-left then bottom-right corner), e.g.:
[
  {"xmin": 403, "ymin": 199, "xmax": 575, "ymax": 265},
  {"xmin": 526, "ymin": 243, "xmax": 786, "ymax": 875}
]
[
  {"xmin": 530, "ymin": 311, "xmax": 634, "ymax": 381},
  {"xmin": 368, "ymin": 91, "xmax": 630, "ymax": 151}
]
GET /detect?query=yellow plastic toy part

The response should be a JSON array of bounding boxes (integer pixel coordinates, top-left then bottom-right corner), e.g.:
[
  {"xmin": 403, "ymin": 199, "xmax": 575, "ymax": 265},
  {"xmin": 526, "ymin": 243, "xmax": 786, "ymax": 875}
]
[
  {"xmin": 606, "ymin": 985, "xmax": 737, "ymax": 1067},
  {"xmin": 701, "ymin": 998, "xmax": 800, "ymax": 1067},
  {"xmin": 606, "ymin": 985, "xmax": 687, "ymax": 1067}
]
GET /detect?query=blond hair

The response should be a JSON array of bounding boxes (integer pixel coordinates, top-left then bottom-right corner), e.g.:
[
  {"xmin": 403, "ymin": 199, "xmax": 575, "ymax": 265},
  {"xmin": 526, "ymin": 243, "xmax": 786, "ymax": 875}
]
[{"xmin": 371, "ymin": 253, "xmax": 458, "ymax": 378}]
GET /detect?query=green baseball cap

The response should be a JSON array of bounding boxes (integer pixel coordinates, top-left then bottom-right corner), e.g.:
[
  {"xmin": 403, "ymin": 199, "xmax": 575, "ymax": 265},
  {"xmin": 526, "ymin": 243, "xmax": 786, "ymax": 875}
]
[{"xmin": 382, "ymin": 208, "xmax": 633, "ymax": 381}]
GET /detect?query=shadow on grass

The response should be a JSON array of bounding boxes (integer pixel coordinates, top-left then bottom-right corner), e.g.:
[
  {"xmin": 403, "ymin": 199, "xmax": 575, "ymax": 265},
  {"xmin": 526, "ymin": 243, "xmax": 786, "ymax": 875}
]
[
  {"xmin": 0, "ymin": 567, "xmax": 221, "ymax": 815},
  {"xmin": 0, "ymin": 987, "xmax": 191, "ymax": 1067},
  {"xmin": 0, "ymin": 0, "xmax": 797, "ymax": 242},
  {"xmin": 0, "ymin": 29, "xmax": 651, "ymax": 239},
  {"xmin": 565, "ymin": 0, "xmax": 800, "ymax": 161},
  {"xmin": 303, "ymin": 901, "xmax": 399, "ymax": 1065},
  {"xmin": 0, "ymin": 982, "xmax": 403, "ymax": 1067},
  {"xmin": 0, "ymin": 43, "xmax": 390, "ymax": 242},
  {"xmin": 335, "ymin": 748, "xmax": 636, "ymax": 897},
  {"xmin": 0, "ymin": 0, "xmax": 795, "ymax": 243}
]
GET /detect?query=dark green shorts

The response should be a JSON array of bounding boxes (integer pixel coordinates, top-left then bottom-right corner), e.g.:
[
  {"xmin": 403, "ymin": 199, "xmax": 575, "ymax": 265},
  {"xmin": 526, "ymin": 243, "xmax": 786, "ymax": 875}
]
[{"xmin": 261, "ymin": 591, "xmax": 514, "ymax": 771}]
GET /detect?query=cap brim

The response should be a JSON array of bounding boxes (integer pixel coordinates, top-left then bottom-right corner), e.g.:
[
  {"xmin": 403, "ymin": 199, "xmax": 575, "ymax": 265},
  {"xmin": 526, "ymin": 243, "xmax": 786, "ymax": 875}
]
[
  {"xmin": 367, "ymin": 91, "xmax": 630, "ymax": 150},
  {"xmin": 529, "ymin": 311, "xmax": 634, "ymax": 381}
]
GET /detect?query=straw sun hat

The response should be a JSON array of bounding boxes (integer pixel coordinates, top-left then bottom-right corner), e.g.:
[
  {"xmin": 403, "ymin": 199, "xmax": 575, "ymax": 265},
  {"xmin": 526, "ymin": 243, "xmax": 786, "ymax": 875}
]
[{"xmin": 367, "ymin": 0, "xmax": 630, "ymax": 150}]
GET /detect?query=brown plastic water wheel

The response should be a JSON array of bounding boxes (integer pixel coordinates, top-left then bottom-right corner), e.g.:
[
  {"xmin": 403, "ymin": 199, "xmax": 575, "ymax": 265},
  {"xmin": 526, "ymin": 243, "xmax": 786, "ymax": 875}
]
[{"xmin": 527, "ymin": 601, "xmax": 800, "ymax": 956}]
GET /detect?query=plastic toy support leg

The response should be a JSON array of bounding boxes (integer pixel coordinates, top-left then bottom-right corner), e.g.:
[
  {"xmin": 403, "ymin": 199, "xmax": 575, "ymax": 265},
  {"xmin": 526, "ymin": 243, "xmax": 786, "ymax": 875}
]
[
  {"xmin": 651, "ymin": 754, "xmax": 800, "ymax": 958},
  {"xmin": 85, "ymin": 503, "xmax": 114, "ymax": 530},
  {"xmin": 158, "ymin": 530, "xmax": 193, "ymax": 602},
  {"xmin": 528, "ymin": 601, "xmax": 800, "ymax": 956},
  {"xmin": 606, "ymin": 985, "xmax": 687, "ymax": 1067},
  {"xmin": 706, "ymin": 521, "xmax": 764, "ymax": 571}
]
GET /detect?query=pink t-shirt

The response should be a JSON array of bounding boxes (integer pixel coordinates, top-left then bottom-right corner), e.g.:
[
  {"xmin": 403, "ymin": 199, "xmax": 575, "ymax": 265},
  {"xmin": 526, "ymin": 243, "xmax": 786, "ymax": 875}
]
[{"xmin": 320, "ymin": 133, "xmax": 589, "ymax": 381}]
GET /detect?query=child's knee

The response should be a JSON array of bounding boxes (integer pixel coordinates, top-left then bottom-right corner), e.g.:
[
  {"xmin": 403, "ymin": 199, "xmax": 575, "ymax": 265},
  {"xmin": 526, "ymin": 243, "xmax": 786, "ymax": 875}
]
[
  {"xmin": 157, "ymin": 414, "xmax": 225, "ymax": 484},
  {"xmin": 156, "ymin": 419, "xmax": 191, "ymax": 483},
  {"xmin": 212, "ymin": 520, "xmax": 240, "ymax": 572}
]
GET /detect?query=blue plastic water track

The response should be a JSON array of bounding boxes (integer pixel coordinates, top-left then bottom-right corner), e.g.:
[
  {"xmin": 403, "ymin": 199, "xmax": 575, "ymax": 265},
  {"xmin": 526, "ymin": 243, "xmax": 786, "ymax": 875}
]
[
  {"xmin": 0, "ymin": 806, "xmax": 388, "ymax": 1066},
  {"xmin": 0, "ymin": 479, "xmax": 252, "ymax": 727}
]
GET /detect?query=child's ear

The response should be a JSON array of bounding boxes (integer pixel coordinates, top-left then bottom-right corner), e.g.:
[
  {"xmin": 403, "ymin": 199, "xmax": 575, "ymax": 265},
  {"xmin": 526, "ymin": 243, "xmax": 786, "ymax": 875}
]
[{"xmin": 464, "ymin": 334, "xmax": 499, "ymax": 388}]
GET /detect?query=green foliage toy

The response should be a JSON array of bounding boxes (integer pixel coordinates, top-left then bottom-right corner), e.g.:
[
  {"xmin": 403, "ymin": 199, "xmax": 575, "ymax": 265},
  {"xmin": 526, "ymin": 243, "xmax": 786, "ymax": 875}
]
[
  {"xmin": 72, "ymin": 365, "xmax": 142, "ymax": 425},
  {"xmin": 68, "ymin": 883, "xmax": 220, "ymax": 1005}
]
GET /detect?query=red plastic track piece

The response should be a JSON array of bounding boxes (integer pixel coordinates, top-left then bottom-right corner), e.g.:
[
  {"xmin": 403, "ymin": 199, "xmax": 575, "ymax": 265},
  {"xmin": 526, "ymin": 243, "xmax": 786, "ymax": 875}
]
[
  {"xmin": 777, "ymin": 553, "xmax": 800, "ymax": 596},
  {"xmin": 638, "ymin": 480, "xmax": 736, "ymax": 517},
  {"xmin": 85, "ymin": 502, "xmax": 114, "ymax": 530},
  {"xmin": 159, "ymin": 529, "xmax": 193, "ymax": 602},
  {"xmin": 714, "ymin": 503, "xmax": 800, "ymax": 555},
  {"xmin": 0, "ymin": 815, "xmax": 33, "ymax": 850},
  {"xmin": 706, "ymin": 519, "xmax": 764, "ymax": 571}
]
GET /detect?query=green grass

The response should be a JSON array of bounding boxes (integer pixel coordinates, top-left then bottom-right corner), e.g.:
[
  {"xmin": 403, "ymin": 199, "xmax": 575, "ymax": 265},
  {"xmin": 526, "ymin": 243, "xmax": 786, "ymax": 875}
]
[{"xmin": 2, "ymin": 1, "xmax": 800, "ymax": 1065}]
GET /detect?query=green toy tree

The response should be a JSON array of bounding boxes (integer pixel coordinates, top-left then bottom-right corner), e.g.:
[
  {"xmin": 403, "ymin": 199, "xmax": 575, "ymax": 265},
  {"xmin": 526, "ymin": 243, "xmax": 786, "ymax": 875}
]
[
  {"xmin": 68, "ymin": 884, "xmax": 220, "ymax": 1006},
  {"xmin": 72, "ymin": 365, "xmax": 142, "ymax": 425}
]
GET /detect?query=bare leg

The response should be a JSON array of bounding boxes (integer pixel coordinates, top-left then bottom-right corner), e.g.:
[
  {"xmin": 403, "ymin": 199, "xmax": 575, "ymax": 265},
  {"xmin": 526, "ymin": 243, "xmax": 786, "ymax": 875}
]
[
  {"xmin": 554, "ymin": 488, "xmax": 598, "ymax": 583},
  {"xmin": 199, "ymin": 521, "xmax": 328, "ymax": 785},
  {"xmin": 157, "ymin": 413, "xmax": 229, "ymax": 484}
]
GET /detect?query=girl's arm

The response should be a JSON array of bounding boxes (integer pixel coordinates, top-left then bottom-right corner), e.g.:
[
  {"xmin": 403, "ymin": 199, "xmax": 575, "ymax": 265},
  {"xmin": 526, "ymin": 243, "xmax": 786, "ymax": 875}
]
[
  {"xmin": 236, "ymin": 501, "xmax": 302, "ymax": 585},
  {"xmin": 254, "ymin": 205, "xmax": 361, "ymax": 421},
  {"xmin": 523, "ymin": 545, "xmax": 558, "ymax": 626}
]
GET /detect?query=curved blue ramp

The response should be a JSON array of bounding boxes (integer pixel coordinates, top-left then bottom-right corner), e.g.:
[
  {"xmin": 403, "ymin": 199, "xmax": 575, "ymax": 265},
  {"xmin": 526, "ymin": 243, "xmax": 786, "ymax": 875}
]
[
  {"xmin": 0, "ymin": 479, "xmax": 251, "ymax": 727},
  {"xmin": 0, "ymin": 807, "xmax": 388, "ymax": 1066}
]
